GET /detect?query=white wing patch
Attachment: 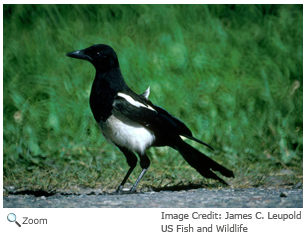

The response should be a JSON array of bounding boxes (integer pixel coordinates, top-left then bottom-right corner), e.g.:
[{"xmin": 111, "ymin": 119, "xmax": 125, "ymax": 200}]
[{"xmin": 117, "ymin": 92, "xmax": 156, "ymax": 111}]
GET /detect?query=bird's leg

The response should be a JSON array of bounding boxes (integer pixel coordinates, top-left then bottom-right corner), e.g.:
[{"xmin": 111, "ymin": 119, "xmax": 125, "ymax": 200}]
[
  {"xmin": 129, "ymin": 168, "xmax": 148, "ymax": 193},
  {"xmin": 115, "ymin": 165, "xmax": 136, "ymax": 193},
  {"xmin": 113, "ymin": 146, "xmax": 137, "ymax": 194},
  {"xmin": 129, "ymin": 153, "xmax": 150, "ymax": 193}
]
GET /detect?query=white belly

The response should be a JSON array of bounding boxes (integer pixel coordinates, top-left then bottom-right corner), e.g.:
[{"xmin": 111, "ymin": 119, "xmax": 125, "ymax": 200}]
[{"xmin": 98, "ymin": 112, "xmax": 155, "ymax": 155}]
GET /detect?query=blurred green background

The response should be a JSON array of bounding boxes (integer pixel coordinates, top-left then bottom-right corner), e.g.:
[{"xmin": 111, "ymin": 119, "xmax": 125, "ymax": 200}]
[{"xmin": 3, "ymin": 4, "xmax": 303, "ymax": 192}]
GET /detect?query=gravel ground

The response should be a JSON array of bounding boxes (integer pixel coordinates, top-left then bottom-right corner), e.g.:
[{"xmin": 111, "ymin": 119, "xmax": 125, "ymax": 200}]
[{"xmin": 3, "ymin": 187, "xmax": 303, "ymax": 208}]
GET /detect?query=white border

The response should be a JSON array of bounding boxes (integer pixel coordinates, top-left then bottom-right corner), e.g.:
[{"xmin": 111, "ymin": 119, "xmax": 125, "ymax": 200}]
[{"xmin": 1, "ymin": 2, "xmax": 305, "ymax": 235}]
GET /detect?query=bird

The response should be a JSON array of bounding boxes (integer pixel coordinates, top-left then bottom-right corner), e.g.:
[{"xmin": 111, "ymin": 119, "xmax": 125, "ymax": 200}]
[{"xmin": 66, "ymin": 44, "xmax": 234, "ymax": 194}]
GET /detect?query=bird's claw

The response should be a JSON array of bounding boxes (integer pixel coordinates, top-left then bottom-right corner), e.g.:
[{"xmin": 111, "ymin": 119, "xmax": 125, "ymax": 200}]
[{"xmin": 110, "ymin": 186, "xmax": 137, "ymax": 195}]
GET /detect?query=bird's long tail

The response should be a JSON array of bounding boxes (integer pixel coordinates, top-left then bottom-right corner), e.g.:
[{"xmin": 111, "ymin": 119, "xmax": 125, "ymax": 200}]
[{"xmin": 174, "ymin": 139, "xmax": 234, "ymax": 185}]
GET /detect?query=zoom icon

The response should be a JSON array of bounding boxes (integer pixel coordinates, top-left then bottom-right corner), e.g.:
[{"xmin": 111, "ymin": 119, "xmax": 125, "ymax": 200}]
[{"xmin": 7, "ymin": 213, "xmax": 21, "ymax": 227}]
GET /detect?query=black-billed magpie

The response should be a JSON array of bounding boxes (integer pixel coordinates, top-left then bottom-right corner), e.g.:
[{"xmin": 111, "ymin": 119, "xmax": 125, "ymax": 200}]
[{"xmin": 67, "ymin": 44, "xmax": 234, "ymax": 193}]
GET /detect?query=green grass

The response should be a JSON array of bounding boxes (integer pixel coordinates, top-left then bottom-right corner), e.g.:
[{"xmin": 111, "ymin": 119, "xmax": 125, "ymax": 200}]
[{"xmin": 3, "ymin": 4, "xmax": 303, "ymax": 193}]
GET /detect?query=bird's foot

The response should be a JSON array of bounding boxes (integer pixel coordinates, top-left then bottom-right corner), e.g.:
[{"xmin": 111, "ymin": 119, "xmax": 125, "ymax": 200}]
[{"xmin": 110, "ymin": 186, "xmax": 138, "ymax": 195}]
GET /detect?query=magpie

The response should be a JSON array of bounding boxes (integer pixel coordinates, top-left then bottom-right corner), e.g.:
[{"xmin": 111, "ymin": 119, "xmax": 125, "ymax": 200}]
[{"xmin": 66, "ymin": 44, "xmax": 234, "ymax": 193}]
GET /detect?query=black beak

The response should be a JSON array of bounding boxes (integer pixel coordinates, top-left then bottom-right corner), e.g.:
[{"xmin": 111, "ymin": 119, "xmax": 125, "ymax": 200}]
[{"xmin": 66, "ymin": 49, "xmax": 91, "ymax": 61}]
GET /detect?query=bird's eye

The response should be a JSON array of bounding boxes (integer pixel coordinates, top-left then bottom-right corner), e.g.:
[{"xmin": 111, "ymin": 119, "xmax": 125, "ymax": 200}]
[{"xmin": 96, "ymin": 52, "xmax": 100, "ymax": 56}]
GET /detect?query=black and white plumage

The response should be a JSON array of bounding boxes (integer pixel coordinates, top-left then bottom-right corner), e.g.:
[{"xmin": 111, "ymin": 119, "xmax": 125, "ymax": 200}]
[{"xmin": 66, "ymin": 44, "xmax": 234, "ymax": 193}]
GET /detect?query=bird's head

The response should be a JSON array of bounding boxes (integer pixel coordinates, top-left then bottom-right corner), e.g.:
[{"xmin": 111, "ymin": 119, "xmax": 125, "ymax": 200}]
[{"xmin": 66, "ymin": 44, "xmax": 119, "ymax": 71}]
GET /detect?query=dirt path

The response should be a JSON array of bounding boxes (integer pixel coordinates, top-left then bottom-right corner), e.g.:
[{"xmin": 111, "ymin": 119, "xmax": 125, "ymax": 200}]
[{"xmin": 3, "ymin": 187, "xmax": 302, "ymax": 208}]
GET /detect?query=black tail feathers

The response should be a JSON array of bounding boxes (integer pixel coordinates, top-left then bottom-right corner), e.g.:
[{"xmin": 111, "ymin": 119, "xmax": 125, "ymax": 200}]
[{"xmin": 175, "ymin": 139, "xmax": 234, "ymax": 185}]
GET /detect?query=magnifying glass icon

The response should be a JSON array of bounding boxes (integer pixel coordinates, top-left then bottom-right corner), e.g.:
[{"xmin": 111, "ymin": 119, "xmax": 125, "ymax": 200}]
[{"xmin": 7, "ymin": 213, "xmax": 21, "ymax": 227}]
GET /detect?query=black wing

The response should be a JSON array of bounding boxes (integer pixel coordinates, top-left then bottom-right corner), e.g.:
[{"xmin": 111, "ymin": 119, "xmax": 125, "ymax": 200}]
[
  {"xmin": 113, "ymin": 92, "xmax": 213, "ymax": 150},
  {"xmin": 113, "ymin": 93, "xmax": 190, "ymax": 135},
  {"xmin": 150, "ymin": 103, "xmax": 214, "ymax": 150}
]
